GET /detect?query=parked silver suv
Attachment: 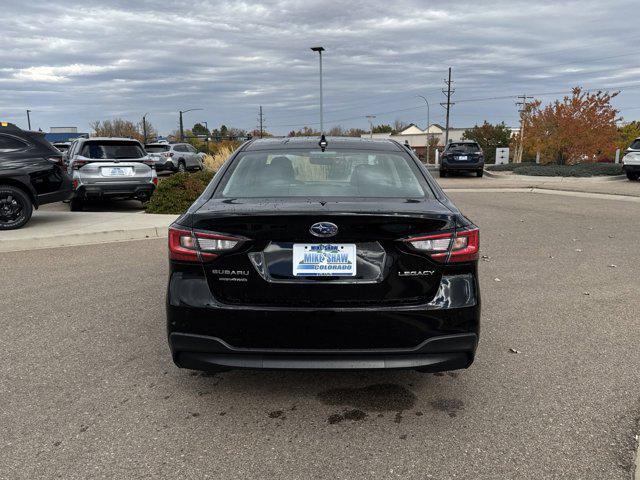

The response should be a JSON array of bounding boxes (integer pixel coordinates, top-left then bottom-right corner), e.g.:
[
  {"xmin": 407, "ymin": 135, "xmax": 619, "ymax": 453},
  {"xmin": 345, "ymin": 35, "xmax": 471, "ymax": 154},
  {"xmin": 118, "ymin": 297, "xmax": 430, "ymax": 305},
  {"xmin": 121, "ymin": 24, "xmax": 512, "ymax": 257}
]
[
  {"xmin": 145, "ymin": 142, "xmax": 203, "ymax": 172},
  {"xmin": 66, "ymin": 137, "xmax": 157, "ymax": 210}
]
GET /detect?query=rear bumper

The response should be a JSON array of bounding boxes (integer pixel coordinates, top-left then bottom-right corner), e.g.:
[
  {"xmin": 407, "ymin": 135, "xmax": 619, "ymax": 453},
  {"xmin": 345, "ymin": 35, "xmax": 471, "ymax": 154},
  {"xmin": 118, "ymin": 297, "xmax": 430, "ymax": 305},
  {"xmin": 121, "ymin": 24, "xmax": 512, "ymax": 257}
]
[
  {"xmin": 170, "ymin": 332, "xmax": 477, "ymax": 371},
  {"xmin": 623, "ymin": 164, "xmax": 640, "ymax": 173},
  {"xmin": 155, "ymin": 161, "xmax": 176, "ymax": 172},
  {"xmin": 75, "ymin": 182, "xmax": 155, "ymax": 199},
  {"xmin": 441, "ymin": 161, "xmax": 484, "ymax": 171},
  {"xmin": 167, "ymin": 273, "xmax": 480, "ymax": 372}
]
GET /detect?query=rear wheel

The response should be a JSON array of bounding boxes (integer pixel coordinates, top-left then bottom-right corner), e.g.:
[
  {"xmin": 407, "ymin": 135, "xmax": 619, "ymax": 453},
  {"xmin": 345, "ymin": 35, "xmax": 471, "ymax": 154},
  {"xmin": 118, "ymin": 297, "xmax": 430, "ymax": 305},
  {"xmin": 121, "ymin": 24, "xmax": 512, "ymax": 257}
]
[
  {"xmin": 69, "ymin": 196, "xmax": 84, "ymax": 211},
  {"xmin": 626, "ymin": 171, "xmax": 639, "ymax": 181},
  {"xmin": 0, "ymin": 185, "xmax": 33, "ymax": 230},
  {"xmin": 477, "ymin": 170, "xmax": 484, "ymax": 178},
  {"xmin": 178, "ymin": 161, "xmax": 186, "ymax": 173},
  {"xmin": 440, "ymin": 169, "xmax": 447, "ymax": 178}
]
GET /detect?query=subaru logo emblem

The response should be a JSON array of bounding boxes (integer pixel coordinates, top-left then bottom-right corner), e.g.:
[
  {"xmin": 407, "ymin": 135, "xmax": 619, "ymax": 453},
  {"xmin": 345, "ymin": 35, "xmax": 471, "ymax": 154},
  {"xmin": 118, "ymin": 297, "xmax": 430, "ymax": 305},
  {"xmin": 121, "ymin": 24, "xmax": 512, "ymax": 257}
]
[{"xmin": 310, "ymin": 222, "xmax": 338, "ymax": 238}]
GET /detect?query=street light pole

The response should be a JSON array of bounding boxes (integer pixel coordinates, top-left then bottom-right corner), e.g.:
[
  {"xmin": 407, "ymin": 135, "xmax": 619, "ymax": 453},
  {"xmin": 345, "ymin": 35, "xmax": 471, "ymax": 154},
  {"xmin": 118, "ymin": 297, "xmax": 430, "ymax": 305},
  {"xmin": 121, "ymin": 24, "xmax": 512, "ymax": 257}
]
[
  {"xmin": 310, "ymin": 46, "xmax": 325, "ymax": 133},
  {"xmin": 366, "ymin": 115, "xmax": 376, "ymax": 139},
  {"xmin": 179, "ymin": 108, "xmax": 203, "ymax": 141},
  {"xmin": 26, "ymin": 110, "xmax": 31, "ymax": 130},
  {"xmin": 417, "ymin": 95, "xmax": 430, "ymax": 164}
]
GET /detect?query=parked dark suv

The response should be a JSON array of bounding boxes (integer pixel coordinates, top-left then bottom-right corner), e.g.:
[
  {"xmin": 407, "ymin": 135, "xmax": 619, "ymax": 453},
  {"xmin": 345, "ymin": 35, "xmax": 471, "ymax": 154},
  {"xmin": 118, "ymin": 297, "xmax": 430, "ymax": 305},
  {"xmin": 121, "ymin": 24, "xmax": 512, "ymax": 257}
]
[
  {"xmin": 440, "ymin": 141, "xmax": 485, "ymax": 177},
  {"xmin": 0, "ymin": 122, "xmax": 72, "ymax": 230}
]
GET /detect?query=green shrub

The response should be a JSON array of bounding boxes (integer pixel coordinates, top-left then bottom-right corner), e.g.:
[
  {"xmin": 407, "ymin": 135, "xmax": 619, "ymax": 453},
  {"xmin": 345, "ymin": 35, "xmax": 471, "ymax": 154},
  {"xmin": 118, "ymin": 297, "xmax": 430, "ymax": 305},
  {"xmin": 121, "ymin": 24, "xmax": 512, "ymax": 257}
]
[
  {"xmin": 487, "ymin": 163, "xmax": 623, "ymax": 177},
  {"xmin": 145, "ymin": 171, "xmax": 214, "ymax": 214},
  {"xmin": 487, "ymin": 162, "xmax": 536, "ymax": 172}
]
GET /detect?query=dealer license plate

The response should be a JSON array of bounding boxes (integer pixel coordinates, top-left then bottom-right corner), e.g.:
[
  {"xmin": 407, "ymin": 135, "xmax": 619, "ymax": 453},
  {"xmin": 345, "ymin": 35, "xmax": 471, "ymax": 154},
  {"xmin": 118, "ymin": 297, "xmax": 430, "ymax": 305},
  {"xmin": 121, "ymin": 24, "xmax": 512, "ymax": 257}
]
[
  {"xmin": 101, "ymin": 166, "xmax": 133, "ymax": 176},
  {"xmin": 292, "ymin": 244, "xmax": 357, "ymax": 277}
]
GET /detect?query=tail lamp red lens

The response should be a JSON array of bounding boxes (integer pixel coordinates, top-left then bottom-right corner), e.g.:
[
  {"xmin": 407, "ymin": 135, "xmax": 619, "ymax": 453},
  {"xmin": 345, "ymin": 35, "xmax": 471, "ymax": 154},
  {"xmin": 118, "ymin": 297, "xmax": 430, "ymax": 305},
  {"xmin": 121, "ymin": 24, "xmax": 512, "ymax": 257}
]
[
  {"xmin": 168, "ymin": 227, "xmax": 241, "ymax": 262},
  {"xmin": 72, "ymin": 160, "xmax": 89, "ymax": 170},
  {"xmin": 405, "ymin": 228, "xmax": 479, "ymax": 263}
]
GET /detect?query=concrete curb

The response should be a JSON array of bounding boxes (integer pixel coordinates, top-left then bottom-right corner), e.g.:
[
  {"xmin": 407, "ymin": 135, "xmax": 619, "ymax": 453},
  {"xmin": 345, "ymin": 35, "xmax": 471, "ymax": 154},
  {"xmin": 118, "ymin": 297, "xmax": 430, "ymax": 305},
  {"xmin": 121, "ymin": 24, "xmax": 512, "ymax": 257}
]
[
  {"xmin": 482, "ymin": 169, "xmax": 501, "ymax": 178},
  {"xmin": 0, "ymin": 225, "xmax": 169, "ymax": 253},
  {"xmin": 444, "ymin": 187, "xmax": 640, "ymax": 203}
]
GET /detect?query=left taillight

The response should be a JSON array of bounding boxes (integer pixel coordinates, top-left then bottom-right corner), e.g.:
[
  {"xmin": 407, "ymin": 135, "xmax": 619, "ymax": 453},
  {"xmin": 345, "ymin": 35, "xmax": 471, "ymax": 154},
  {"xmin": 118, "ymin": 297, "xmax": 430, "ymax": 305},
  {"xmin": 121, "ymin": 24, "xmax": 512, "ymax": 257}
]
[
  {"xmin": 405, "ymin": 228, "xmax": 479, "ymax": 263},
  {"xmin": 168, "ymin": 227, "xmax": 242, "ymax": 262}
]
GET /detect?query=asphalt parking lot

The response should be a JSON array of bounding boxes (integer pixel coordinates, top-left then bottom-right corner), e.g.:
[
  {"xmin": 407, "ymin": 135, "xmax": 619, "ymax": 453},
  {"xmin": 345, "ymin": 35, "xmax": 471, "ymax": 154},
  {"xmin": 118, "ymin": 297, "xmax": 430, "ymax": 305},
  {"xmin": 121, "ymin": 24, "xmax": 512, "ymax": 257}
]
[{"xmin": 1, "ymin": 191, "xmax": 639, "ymax": 479}]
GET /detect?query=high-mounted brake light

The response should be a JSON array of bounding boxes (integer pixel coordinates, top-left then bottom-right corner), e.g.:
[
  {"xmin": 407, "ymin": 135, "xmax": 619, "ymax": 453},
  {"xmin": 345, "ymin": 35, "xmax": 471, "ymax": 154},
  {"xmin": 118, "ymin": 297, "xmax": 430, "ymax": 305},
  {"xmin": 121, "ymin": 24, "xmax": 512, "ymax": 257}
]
[
  {"xmin": 405, "ymin": 228, "xmax": 479, "ymax": 263},
  {"xmin": 168, "ymin": 227, "xmax": 242, "ymax": 262}
]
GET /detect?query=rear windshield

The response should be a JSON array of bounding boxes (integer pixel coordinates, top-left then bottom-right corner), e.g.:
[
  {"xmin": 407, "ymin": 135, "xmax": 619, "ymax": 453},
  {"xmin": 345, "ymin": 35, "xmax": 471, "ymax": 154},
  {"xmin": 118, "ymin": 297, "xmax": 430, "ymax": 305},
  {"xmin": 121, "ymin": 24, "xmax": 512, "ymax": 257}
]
[
  {"xmin": 80, "ymin": 141, "xmax": 144, "ymax": 159},
  {"xmin": 145, "ymin": 144, "xmax": 170, "ymax": 152},
  {"xmin": 447, "ymin": 143, "xmax": 481, "ymax": 153},
  {"xmin": 217, "ymin": 149, "xmax": 430, "ymax": 198},
  {"xmin": 629, "ymin": 139, "xmax": 640, "ymax": 150}
]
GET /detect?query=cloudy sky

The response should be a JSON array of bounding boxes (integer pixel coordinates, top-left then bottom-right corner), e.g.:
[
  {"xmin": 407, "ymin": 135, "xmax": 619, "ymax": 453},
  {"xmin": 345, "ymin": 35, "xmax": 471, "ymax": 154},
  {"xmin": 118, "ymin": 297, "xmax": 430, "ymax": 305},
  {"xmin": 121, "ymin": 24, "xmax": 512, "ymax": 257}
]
[{"xmin": 2, "ymin": 0, "xmax": 639, "ymax": 136}]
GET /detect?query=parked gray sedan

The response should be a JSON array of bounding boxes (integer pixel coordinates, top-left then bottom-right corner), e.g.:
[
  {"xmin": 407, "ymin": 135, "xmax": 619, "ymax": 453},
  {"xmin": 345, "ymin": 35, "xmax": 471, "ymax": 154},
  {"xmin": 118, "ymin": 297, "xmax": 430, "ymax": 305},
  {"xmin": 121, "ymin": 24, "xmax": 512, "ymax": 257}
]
[
  {"xmin": 66, "ymin": 137, "xmax": 157, "ymax": 210},
  {"xmin": 145, "ymin": 142, "xmax": 203, "ymax": 172}
]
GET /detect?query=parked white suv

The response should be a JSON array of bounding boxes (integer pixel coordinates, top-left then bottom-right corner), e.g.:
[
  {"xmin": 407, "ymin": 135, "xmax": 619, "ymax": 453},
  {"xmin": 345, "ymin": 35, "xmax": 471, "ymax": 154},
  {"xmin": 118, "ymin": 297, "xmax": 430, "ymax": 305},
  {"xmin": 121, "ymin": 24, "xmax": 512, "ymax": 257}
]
[
  {"xmin": 145, "ymin": 142, "xmax": 203, "ymax": 173},
  {"xmin": 66, "ymin": 137, "xmax": 157, "ymax": 210},
  {"xmin": 622, "ymin": 137, "xmax": 640, "ymax": 181}
]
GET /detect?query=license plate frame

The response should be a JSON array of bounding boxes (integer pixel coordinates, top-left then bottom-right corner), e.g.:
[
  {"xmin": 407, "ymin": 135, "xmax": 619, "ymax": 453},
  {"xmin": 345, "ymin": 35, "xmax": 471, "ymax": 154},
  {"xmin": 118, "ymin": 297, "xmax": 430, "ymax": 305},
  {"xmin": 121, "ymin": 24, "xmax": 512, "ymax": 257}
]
[{"xmin": 292, "ymin": 243, "xmax": 357, "ymax": 277}]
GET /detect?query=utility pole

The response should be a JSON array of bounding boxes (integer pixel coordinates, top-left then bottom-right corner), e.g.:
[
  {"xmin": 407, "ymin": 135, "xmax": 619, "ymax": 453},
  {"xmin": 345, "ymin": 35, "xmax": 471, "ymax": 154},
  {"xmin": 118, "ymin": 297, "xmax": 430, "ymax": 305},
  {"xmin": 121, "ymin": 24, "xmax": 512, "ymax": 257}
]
[
  {"xmin": 366, "ymin": 115, "xmax": 376, "ymax": 139},
  {"xmin": 440, "ymin": 67, "xmax": 454, "ymax": 145},
  {"xmin": 142, "ymin": 113, "xmax": 148, "ymax": 144},
  {"xmin": 515, "ymin": 94, "xmax": 533, "ymax": 163},
  {"xmin": 26, "ymin": 110, "xmax": 31, "ymax": 130},
  {"xmin": 258, "ymin": 106, "xmax": 265, "ymax": 138}
]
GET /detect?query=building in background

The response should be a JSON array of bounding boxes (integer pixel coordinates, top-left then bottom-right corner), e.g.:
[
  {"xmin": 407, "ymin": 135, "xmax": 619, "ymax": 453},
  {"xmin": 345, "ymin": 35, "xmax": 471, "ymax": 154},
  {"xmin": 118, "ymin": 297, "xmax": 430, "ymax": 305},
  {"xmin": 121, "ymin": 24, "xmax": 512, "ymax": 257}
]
[
  {"xmin": 361, "ymin": 124, "xmax": 467, "ymax": 161},
  {"xmin": 44, "ymin": 127, "xmax": 88, "ymax": 143},
  {"xmin": 362, "ymin": 124, "xmax": 515, "ymax": 161}
]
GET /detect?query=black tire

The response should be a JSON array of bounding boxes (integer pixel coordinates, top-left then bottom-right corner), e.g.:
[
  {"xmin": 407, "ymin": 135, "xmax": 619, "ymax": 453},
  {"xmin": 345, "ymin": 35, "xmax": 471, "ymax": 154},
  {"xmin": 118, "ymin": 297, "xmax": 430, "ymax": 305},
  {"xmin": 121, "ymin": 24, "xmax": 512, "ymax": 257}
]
[
  {"xmin": 477, "ymin": 170, "xmax": 484, "ymax": 178},
  {"xmin": 0, "ymin": 185, "xmax": 33, "ymax": 230},
  {"xmin": 69, "ymin": 196, "xmax": 84, "ymax": 211},
  {"xmin": 440, "ymin": 170, "xmax": 447, "ymax": 178},
  {"xmin": 626, "ymin": 171, "xmax": 639, "ymax": 181},
  {"xmin": 178, "ymin": 161, "xmax": 186, "ymax": 173}
]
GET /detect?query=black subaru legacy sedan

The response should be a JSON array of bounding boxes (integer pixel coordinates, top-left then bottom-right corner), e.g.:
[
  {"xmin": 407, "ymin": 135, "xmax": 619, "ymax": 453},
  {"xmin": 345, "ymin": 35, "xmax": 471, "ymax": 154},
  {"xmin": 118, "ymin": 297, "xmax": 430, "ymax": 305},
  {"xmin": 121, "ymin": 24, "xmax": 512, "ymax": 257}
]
[{"xmin": 167, "ymin": 137, "xmax": 480, "ymax": 373}]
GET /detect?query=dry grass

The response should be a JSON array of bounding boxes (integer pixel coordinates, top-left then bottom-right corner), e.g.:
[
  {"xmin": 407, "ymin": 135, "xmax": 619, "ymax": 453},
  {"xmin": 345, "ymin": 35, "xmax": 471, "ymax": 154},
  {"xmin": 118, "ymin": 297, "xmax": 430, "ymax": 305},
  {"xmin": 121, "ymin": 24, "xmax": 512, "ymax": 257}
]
[{"xmin": 203, "ymin": 144, "xmax": 236, "ymax": 172}]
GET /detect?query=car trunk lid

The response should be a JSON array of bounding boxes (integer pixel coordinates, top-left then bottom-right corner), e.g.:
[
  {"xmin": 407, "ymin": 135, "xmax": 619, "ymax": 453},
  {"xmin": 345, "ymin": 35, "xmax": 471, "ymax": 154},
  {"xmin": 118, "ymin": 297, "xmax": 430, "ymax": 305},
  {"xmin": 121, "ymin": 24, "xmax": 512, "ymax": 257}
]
[{"xmin": 189, "ymin": 198, "xmax": 457, "ymax": 307}]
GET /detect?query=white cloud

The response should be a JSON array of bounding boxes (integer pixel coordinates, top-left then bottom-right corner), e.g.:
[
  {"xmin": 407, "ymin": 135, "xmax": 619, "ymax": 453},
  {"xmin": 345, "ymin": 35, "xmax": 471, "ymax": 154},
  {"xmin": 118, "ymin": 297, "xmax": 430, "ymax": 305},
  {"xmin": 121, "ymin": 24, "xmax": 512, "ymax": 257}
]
[{"xmin": 1, "ymin": 0, "xmax": 638, "ymax": 132}]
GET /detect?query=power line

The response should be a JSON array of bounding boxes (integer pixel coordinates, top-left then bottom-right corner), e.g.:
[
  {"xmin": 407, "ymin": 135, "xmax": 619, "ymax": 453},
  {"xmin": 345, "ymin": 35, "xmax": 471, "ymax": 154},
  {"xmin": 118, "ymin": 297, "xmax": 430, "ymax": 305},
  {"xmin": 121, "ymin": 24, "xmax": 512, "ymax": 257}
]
[{"xmin": 267, "ymin": 82, "xmax": 640, "ymax": 130}]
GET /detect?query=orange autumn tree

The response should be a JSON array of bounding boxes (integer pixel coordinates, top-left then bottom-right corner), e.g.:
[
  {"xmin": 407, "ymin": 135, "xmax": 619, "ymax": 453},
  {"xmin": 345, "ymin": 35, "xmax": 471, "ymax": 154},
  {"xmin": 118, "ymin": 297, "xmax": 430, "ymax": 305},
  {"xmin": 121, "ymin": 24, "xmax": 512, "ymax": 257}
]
[{"xmin": 520, "ymin": 87, "xmax": 619, "ymax": 164}]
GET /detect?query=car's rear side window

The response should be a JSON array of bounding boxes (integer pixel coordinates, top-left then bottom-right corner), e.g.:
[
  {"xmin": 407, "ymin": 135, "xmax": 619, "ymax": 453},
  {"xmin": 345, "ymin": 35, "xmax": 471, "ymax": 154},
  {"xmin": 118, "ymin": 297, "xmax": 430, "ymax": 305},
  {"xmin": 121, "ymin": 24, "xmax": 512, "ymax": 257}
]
[
  {"xmin": 0, "ymin": 134, "xmax": 27, "ymax": 151},
  {"xmin": 629, "ymin": 139, "xmax": 640, "ymax": 150},
  {"xmin": 80, "ymin": 142, "xmax": 144, "ymax": 159},
  {"xmin": 217, "ymin": 149, "xmax": 431, "ymax": 198},
  {"xmin": 145, "ymin": 145, "xmax": 170, "ymax": 152}
]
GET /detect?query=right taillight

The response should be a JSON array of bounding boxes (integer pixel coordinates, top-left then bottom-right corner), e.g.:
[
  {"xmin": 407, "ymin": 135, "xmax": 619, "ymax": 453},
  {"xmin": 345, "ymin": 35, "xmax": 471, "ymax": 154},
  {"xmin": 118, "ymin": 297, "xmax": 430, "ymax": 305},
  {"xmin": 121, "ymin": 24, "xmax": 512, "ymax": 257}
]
[
  {"xmin": 72, "ymin": 160, "xmax": 89, "ymax": 170},
  {"xmin": 405, "ymin": 228, "xmax": 479, "ymax": 263},
  {"xmin": 168, "ymin": 227, "xmax": 243, "ymax": 262}
]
